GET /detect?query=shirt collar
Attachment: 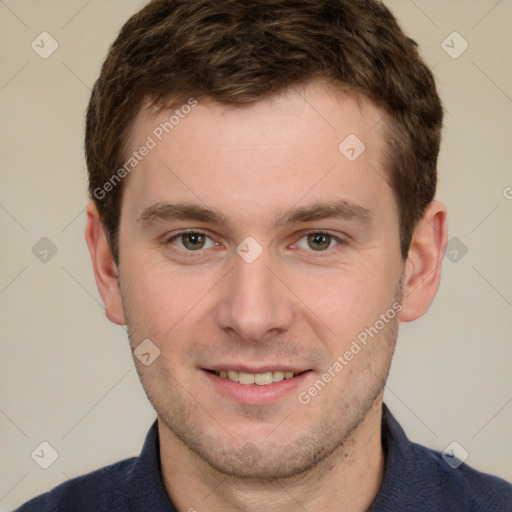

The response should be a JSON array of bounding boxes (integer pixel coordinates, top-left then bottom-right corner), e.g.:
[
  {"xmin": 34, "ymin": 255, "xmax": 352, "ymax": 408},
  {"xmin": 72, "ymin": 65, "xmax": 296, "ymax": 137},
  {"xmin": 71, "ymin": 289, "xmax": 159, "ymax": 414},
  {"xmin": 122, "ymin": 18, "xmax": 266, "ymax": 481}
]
[
  {"xmin": 367, "ymin": 403, "xmax": 414, "ymax": 510},
  {"xmin": 127, "ymin": 421, "xmax": 178, "ymax": 511}
]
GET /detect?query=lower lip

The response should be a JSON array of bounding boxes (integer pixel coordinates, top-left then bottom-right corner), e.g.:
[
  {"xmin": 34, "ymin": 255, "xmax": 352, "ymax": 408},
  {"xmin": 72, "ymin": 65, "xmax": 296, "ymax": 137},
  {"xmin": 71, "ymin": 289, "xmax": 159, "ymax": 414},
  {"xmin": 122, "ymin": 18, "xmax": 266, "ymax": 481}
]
[{"xmin": 203, "ymin": 370, "xmax": 312, "ymax": 405}]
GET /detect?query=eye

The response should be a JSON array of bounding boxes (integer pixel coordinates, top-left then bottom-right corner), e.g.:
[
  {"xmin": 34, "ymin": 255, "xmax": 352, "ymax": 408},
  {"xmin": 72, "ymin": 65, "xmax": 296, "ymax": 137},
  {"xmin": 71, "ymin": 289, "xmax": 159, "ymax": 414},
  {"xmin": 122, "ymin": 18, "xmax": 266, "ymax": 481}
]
[
  {"xmin": 295, "ymin": 232, "xmax": 341, "ymax": 251},
  {"xmin": 167, "ymin": 231, "xmax": 217, "ymax": 251}
]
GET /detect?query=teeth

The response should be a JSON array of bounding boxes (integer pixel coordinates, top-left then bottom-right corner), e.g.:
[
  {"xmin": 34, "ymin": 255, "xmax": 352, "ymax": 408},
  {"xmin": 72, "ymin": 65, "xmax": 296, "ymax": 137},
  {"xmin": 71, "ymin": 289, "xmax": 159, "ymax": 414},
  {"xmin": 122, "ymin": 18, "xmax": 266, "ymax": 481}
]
[
  {"xmin": 272, "ymin": 371, "xmax": 285, "ymax": 382},
  {"xmin": 254, "ymin": 372, "xmax": 272, "ymax": 385},
  {"xmin": 239, "ymin": 372, "xmax": 255, "ymax": 385},
  {"xmin": 214, "ymin": 370, "xmax": 299, "ymax": 385},
  {"xmin": 227, "ymin": 370, "xmax": 239, "ymax": 382}
]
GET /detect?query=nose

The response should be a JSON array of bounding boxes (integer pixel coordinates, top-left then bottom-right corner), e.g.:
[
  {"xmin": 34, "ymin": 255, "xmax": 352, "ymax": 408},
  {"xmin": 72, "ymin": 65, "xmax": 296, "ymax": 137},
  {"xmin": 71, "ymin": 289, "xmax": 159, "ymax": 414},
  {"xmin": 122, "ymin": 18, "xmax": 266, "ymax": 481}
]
[{"xmin": 214, "ymin": 248, "xmax": 295, "ymax": 343}]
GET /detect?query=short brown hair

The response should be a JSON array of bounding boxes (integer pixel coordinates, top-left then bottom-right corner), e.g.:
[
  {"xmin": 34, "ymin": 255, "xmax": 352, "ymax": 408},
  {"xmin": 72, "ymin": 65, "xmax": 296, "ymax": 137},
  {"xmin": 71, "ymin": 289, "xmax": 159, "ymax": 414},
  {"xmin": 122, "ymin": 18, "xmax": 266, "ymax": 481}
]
[{"xmin": 85, "ymin": 0, "xmax": 443, "ymax": 263}]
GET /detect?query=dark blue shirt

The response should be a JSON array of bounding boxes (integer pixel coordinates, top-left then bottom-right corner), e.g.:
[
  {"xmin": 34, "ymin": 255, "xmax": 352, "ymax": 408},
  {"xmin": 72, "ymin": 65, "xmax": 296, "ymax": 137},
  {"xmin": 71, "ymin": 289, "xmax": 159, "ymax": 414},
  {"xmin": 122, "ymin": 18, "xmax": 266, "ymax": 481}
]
[{"xmin": 15, "ymin": 405, "xmax": 512, "ymax": 511}]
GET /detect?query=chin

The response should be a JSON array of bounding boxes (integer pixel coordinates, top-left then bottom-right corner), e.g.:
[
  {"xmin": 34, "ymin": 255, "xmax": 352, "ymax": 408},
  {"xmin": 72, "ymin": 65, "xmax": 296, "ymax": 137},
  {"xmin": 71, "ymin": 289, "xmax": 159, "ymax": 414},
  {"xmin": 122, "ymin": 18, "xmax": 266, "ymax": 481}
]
[
  {"xmin": 163, "ymin": 413, "xmax": 345, "ymax": 481},
  {"xmin": 195, "ymin": 441, "xmax": 327, "ymax": 480}
]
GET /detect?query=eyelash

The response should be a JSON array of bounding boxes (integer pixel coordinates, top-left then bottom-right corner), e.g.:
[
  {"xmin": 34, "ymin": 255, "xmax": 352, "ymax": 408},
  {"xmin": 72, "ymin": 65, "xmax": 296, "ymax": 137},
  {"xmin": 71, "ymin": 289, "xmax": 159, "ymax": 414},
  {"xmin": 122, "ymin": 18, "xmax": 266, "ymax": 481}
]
[
  {"xmin": 293, "ymin": 230, "xmax": 344, "ymax": 251},
  {"xmin": 165, "ymin": 229, "xmax": 217, "ymax": 250},
  {"xmin": 164, "ymin": 229, "xmax": 345, "ymax": 253}
]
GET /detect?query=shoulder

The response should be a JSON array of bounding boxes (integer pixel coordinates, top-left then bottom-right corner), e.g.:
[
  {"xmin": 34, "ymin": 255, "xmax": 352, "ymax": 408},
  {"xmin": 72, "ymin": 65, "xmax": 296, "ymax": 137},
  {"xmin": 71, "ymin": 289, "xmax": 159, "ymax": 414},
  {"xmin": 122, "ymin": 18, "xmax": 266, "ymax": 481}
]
[
  {"xmin": 14, "ymin": 420, "xmax": 175, "ymax": 512},
  {"xmin": 13, "ymin": 457, "xmax": 137, "ymax": 512},
  {"xmin": 409, "ymin": 441, "xmax": 512, "ymax": 511},
  {"xmin": 374, "ymin": 405, "xmax": 512, "ymax": 512}
]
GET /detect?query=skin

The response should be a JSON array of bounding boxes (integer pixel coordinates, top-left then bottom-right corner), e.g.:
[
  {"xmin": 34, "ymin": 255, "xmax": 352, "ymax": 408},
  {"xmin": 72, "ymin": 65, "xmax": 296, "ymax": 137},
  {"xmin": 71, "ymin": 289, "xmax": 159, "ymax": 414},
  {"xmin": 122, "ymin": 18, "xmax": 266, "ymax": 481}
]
[{"xmin": 86, "ymin": 80, "xmax": 447, "ymax": 512}]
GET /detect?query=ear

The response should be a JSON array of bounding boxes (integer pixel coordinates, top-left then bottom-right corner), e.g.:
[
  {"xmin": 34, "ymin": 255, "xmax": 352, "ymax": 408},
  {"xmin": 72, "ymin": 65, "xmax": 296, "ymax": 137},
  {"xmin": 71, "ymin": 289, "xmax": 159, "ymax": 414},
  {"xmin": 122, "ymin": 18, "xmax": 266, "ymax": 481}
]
[
  {"xmin": 400, "ymin": 200, "xmax": 447, "ymax": 322},
  {"xmin": 85, "ymin": 200, "xmax": 126, "ymax": 325}
]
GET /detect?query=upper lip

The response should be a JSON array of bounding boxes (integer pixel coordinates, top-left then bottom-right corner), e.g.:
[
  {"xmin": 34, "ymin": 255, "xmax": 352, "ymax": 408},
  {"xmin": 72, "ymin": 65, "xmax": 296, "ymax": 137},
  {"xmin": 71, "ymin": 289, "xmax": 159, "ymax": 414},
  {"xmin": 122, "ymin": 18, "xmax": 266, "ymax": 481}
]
[{"xmin": 204, "ymin": 365, "xmax": 311, "ymax": 374}]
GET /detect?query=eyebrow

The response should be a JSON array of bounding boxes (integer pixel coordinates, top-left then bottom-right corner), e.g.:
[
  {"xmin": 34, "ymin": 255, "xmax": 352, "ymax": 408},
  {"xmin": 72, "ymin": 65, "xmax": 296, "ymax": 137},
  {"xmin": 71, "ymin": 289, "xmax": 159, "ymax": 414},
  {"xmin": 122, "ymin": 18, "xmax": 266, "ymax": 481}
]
[
  {"xmin": 138, "ymin": 202, "xmax": 228, "ymax": 227},
  {"xmin": 137, "ymin": 199, "xmax": 373, "ymax": 230},
  {"xmin": 273, "ymin": 200, "xmax": 373, "ymax": 229}
]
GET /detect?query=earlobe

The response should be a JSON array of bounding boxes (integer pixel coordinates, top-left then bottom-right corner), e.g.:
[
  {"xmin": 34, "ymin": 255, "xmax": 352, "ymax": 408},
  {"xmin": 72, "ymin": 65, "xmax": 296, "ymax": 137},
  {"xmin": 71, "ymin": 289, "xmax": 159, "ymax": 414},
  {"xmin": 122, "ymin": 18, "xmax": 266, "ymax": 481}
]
[
  {"xmin": 85, "ymin": 200, "xmax": 126, "ymax": 325},
  {"xmin": 399, "ymin": 200, "xmax": 447, "ymax": 323}
]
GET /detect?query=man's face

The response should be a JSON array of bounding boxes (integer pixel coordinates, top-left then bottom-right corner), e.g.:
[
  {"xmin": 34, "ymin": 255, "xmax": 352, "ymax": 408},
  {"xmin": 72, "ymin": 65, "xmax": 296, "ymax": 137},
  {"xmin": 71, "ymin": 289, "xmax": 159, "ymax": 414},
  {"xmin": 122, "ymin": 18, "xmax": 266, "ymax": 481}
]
[{"xmin": 117, "ymin": 81, "xmax": 405, "ymax": 478}]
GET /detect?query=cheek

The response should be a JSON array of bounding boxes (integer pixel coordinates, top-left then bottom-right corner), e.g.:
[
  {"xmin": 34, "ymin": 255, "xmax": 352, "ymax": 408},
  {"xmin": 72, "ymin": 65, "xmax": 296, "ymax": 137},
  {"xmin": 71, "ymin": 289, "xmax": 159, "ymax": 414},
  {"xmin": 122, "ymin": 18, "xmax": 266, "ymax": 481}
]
[
  {"xmin": 291, "ymin": 256, "xmax": 400, "ymax": 345},
  {"xmin": 122, "ymin": 261, "xmax": 202, "ymax": 339}
]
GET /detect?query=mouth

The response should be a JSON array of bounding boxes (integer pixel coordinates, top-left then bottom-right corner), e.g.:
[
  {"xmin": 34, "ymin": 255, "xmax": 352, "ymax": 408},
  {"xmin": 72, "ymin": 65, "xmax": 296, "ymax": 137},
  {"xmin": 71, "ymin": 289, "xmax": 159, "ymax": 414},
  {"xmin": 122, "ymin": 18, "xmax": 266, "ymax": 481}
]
[
  {"xmin": 203, "ymin": 367, "xmax": 312, "ymax": 405},
  {"xmin": 208, "ymin": 369, "xmax": 304, "ymax": 386}
]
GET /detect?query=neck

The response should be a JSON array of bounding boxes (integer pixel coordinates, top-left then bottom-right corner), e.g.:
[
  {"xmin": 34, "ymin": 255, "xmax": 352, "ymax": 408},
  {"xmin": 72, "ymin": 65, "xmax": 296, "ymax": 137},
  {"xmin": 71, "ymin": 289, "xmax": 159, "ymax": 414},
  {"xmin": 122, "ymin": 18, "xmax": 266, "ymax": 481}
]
[{"xmin": 159, "ymin": 400, "xmax": 385, "ymax": 512}]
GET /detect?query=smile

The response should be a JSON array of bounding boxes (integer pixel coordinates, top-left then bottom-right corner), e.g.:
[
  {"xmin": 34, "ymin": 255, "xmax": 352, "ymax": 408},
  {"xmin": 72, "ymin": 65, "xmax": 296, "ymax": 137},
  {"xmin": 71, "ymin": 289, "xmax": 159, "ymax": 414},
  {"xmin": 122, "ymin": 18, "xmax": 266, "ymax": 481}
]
[
  {"xmin": 213, "ymin": 370, "xmax": 300, "ymax": 386},
  {"xmin": 203, "ymin": 368, "xmax": 312, "ymax": 405}
]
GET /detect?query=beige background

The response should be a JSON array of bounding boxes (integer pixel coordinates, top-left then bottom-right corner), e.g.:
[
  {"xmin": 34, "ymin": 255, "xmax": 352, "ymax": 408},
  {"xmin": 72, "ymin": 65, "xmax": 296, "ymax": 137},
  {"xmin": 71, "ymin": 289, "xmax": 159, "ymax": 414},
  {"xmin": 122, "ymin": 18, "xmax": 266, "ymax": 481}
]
[{"xmin": 1, "ymin": 0, "xmax": 511, "ymax": 509}]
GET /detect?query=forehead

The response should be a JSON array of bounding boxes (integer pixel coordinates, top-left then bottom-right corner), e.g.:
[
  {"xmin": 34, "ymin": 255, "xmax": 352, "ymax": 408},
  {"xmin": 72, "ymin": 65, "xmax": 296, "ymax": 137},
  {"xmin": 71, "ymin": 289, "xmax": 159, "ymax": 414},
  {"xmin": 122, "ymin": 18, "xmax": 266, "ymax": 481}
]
[{"xmin": 122, "ymin": 81, "xmax": 393, "ymax": 226}]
